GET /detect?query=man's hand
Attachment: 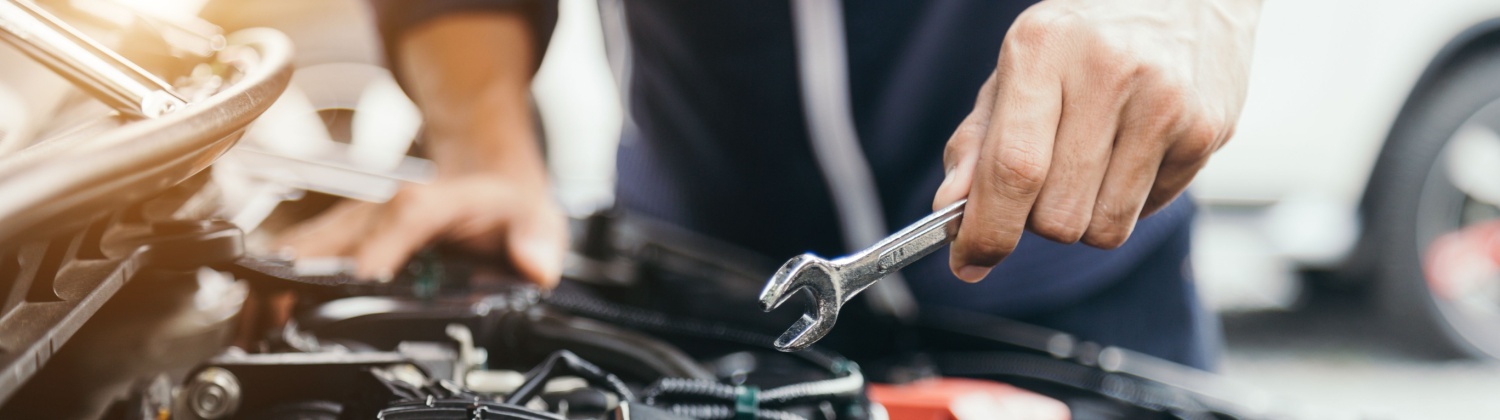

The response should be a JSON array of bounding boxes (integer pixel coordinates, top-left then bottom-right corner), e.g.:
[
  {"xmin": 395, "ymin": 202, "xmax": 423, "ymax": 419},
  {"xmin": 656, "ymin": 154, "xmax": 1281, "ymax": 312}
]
[
  {"xmin": 279, "ymin": 13, "xmax": 564, "ymax": 286},
  {"xmin": 933, "ymin": 0, "xmax": 1261, "ymax": 282},
  {"xmin": 278, "ymin": 175, "xmax": 567, "ymax": 286}
]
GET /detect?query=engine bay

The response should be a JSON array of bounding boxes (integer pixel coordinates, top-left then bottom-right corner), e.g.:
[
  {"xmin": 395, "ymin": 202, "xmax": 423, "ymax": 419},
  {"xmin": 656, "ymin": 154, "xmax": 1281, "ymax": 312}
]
[{"xmin": 0, "ymin": 2, "xmax": 1275, "ymax": 419}]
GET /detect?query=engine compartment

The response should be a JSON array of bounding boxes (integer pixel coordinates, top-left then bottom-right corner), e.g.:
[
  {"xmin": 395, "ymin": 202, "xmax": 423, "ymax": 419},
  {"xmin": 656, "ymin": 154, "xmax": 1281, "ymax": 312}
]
[{"xmin": 0, "ymin": 2, "xmax": 1274, "ymax": 419}]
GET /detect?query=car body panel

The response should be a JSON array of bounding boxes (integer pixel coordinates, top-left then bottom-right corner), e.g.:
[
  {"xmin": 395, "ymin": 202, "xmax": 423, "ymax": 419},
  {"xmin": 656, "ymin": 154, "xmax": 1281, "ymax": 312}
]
[{"xmin": 1197, "ymin": 0, "xmax": 1500, "ymax": 206}]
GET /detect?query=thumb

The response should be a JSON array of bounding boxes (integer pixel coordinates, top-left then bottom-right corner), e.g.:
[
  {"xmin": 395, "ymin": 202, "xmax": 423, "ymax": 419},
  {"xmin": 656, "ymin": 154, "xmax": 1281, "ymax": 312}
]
[
  {"xmin": 935, "ymin": 72, "xmax": 997, "ymax": 210},
  {"xmin": 506, "ymin": 206, "xmax": 568, "ymax": 288}
]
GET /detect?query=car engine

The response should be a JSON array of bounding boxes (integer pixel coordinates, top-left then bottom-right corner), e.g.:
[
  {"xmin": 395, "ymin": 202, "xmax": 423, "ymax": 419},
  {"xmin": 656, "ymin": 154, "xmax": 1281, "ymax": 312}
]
[{"xmin": 0, "ymin": 1, "xmax": 1277, "ymax": 419}]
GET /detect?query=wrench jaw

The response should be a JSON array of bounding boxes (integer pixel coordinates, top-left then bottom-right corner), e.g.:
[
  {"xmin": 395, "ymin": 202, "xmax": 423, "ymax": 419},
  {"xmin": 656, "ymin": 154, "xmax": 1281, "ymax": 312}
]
[
  {"xmin": 759, "ymin": 254, "xmax": 825, "ymax": 310},
  {"xmin": 758, "ymin": 254, "xmax": 841, "ymax": 352},
  {"xmin": 773, "ymin": 311, "xmax": 837, "ymax": 352}
]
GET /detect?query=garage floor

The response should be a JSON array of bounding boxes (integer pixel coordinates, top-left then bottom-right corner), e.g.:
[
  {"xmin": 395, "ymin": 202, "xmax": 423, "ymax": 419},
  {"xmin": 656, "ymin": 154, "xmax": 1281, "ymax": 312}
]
[{"xmin": 1222, "ymin": 291, "xmax": 1500, "ymax": 419}]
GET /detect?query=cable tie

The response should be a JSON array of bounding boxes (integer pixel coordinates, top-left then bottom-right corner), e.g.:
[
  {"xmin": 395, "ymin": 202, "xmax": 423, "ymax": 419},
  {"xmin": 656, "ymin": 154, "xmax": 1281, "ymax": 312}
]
[{"xmin": 734, "ymin": 385, "xmax": 759, "ymax": 420}]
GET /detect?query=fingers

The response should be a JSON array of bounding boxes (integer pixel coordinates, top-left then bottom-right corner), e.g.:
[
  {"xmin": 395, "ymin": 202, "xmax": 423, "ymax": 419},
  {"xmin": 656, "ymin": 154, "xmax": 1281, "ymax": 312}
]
[
  {"xmin": 286, "ymin": 180, "xmax": 569, "ymax": 288},
  {"xmin": 277, "ymin": 200, "xmax": 376, "ymax": 257},
  {"xmin": 1081, "ymin": 93, "xmax": 1176, "ymax": 249},
  {"xmin": 504, "ymin": 208, "xmax": 568, "ymax": 288},
  {"xmin": 1143, "ymin": 115, "xmax": 1227, "ymax": 217},
  {"xmin": 350, "ymin": 188, "xmax": 460, "ymax": 280},
  {"xmin": 936, "ymin": 0, "xmax": 1249, "ymax": 272},
  {"xmin": 935, "ymin": 73, "xmax": 998, "ymax": 211},
  {"xmin": 1026, "ymin": 75, "xmax": 1127, "ymax": 244},
  {"xmin": 949, "ymin": 61, "xmax": 1064, "ymax": 282}
]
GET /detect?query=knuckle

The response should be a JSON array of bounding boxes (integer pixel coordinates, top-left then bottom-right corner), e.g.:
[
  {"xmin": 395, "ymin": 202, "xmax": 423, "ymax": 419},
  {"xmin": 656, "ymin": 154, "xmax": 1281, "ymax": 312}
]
[
  {"xmin": 1084, "ymin": 228, "xmax": 1130, "ymax": 249},
  {"xmin": 1098, "ymin": 62, "xmax": 1138, "ymax": 95},
  {"xmin": 1189, "ymin": 114, "xmax": 1225, "ymax": 142},
  {"xmin": 1085, "ymin": 206, "xmax": 1136, "ymax": 249},
  {"xmin": 1008, "ymin": 12, "xmax": 1056, "ymax": 45},
  {"xmin": 1133, "ymin": 91, "xmax": 1189, "ymax": 137},
  {"xmin": 1030, "ymin": 211, "xmax": 1087, "ymax": 243},
  {"xmin": 1142, "ymin": 190, "xmax": 1181, "ymax": 216},
  {"xmin": 1087, "ymin": 42, "xmax": 1138, "ymax": 90},
  {"xmin": 943, "ymin": 140, "xmax": 965, "ymax": 168},
  {"xmin": 957, "ymin": 112, "xmax": 990, "ymax": 141},
  {"xmin": 989, "ymin": 147, "xmax": 1049, "ymax": 191},
  {"xmin": 1095, "ymin": 201, "xmax": 1135, "ymax": 226},
  {"xmin": 1130, "ymin": 60, "xmax": 1171, "ymax": 87},
  {"xmin": 1152, "ymin": 87, "xmax": 1189, "ymax": 118},
  {"xmin": 948, "ymin": 115, "xmax": 989, "ymax": 161},
  {"xmin": 1171, "ymin": 117, "xmax": 1224, "ymax": 164},
  {"xmin": 959, "ymin": 231, "xmax": 1014, "ymax": 265},
  {"xmin": 1002, "ymin": 8, "xmax": 1068, "ymax": 60}
]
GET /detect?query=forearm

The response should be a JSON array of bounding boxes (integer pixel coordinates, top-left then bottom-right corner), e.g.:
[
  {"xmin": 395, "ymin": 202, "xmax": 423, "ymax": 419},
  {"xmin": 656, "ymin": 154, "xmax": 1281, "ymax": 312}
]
[{"xmin": 397, "ymin": 13, "xmax": 545, "ymax": 183}]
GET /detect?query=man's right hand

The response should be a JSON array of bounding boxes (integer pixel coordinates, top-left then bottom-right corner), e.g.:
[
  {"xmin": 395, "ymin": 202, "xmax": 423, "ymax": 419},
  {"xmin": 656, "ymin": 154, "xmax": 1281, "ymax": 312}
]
[{"xmin": 277, "ymin": 174, "xmax": 567, "ymax": 287}]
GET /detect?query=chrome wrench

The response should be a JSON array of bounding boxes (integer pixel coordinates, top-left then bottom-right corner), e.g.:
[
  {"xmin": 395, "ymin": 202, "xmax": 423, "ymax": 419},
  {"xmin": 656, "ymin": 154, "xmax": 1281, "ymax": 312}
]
[{"xmin": 759, "ymin": 199, "xmax": 967, "ymax": 351}]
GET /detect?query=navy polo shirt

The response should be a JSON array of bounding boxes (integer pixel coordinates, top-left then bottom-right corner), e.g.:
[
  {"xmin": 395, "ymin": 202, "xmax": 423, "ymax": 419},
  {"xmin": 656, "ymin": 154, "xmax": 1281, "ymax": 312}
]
[{"xmin": 370, "ymin": 0, "xmax": 1196, "ymax": 318}]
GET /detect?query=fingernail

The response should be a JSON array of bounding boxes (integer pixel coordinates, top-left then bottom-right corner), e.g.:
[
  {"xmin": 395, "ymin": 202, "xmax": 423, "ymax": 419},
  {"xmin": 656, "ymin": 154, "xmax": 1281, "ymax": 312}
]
[
  {"xmin": 956, "ymin": 265, "xmax": 991, "ymax": 283},
  {"xmin": 523, "ymin": 238, "xmax": 565, "ymax": 288},
  {"xmin": 293, "ymin": 256, "xmax": 356, "ymax": 277},
  {"xmin": 371, "ymin": 271, "xmax": 395, "ymax": 284},
  {"xmin": 356, "ymin": 268, "xmax": 394, "ymax": 284},
  {"xmin": 939, "ymin": 165, "xmax": 956, "ymax": 190}
]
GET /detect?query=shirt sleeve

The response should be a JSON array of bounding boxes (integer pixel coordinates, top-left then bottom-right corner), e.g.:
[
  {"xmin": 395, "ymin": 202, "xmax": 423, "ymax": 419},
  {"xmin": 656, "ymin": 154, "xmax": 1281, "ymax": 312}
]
[{"xmin": 366, "ymin": 0, "xmax": 559, "ymax": 73}]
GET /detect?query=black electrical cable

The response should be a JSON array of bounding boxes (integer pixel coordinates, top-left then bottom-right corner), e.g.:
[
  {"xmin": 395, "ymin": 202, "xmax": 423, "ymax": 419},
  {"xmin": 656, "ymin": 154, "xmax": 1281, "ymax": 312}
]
[
  {"xmin": 665, "ymin": 404, "xmax": 807, "ymax": 420},
  {"xmin": 502, "ymin": 308, "xmax": 717, "ymax": 380},
  {"xmin": 543, "ymin": 290, "xmax": 841, "ymax": 369},
  {"xmin": 644, "ymin": 377, "xmax": 737, "ymax": 404},
  {"xmin": 503, "ymin": 350, "xmax": 637, "ymax": 406},
  {"xmin": 544, "ymin": 291, "xmax": 880, "ymax": 419},
  {"xmin": 644, "ymin": 367, "xmax": 862, "ymax": 406}
]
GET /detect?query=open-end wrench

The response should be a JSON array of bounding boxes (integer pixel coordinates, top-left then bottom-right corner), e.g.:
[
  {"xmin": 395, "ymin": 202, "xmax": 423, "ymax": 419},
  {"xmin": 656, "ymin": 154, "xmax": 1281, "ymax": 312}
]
[{"xmin": 759, "ymin": 199, "xmax": 967, "ymax": 351}]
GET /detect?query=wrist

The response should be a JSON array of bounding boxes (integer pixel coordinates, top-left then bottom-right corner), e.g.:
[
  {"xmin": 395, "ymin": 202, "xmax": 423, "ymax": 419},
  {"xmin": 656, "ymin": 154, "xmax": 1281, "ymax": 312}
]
[{"xmin": 423, "ymin": 87, "xmax": 548, "ymax": 186}]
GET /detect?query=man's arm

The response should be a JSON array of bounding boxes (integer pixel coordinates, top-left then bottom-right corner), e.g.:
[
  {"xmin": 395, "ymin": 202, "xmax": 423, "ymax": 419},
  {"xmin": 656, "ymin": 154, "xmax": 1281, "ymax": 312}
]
[
  {"xmin": 935, "ymin": 0, "xmax": 1263, "ymax": 281},
  {"xmin": 401, "ymin": 14, "xmax": 545, "ymax": 180},
  {"xmin": 281, "ymin": 13, "xmax": 566, "ymax": 286}
]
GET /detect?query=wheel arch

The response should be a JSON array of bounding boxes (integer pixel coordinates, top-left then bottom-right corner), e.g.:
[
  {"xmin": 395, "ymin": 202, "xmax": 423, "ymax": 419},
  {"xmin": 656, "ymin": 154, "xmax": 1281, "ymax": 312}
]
[{"xmin": 1348, "ymin": 18, "xmax": 1500, "ymax": 277}]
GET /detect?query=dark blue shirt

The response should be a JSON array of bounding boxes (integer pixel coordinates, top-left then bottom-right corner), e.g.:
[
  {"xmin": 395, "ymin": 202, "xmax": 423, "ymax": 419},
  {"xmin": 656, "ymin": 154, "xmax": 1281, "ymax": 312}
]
[{"xmin": 371, "ymin": 0, "xmax": 1195, "ymax": 318}]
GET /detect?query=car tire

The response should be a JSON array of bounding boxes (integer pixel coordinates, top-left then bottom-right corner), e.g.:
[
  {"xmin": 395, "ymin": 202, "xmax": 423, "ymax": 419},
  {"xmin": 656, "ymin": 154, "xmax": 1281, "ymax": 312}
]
[{"xmin": 1365, "ymin": 40, "xmax": 1500, "ymax": 359}]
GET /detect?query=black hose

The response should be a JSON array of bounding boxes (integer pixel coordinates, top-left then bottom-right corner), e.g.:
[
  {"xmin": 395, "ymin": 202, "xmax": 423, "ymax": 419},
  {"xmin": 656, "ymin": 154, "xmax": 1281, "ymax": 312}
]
[
  {"xmin": 543, "ymin": 290, "xmax": 842, "ymax": 370},
  {"xmin": 644, "ymin": 378, "xmax": 736, "ymax": 404},
  {"xmin": 545, "ymin": 290, "xmax": 876, "ymax": 419},
  {"xmin": 501, "ymin": 307, "xmax": 716, "ymax": 381},
  {"xmin": 645, "ymin": 370, "xmax": 862, "ymax": 405},
  {"xmin": 665, "ymin": 404, "xmax": 806, "ymax": 420},
  {"xmin": 503, "ymin": 350, "xmax": 636, "ymax": 405},
  {"xmin": 759, "ymin": 364, "xmax": 863, "ymax": 405}
]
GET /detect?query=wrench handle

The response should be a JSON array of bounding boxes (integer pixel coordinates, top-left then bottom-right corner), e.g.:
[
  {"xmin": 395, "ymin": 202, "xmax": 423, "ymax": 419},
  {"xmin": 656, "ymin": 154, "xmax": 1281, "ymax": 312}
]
[{"xmin": 874, "ymin": 198, "xmax": 967, "ymax": 274}]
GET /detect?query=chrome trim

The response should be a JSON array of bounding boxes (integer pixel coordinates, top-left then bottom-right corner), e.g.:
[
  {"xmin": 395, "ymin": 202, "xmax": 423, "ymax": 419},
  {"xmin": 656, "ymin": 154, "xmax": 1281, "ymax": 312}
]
[
  {"xmin": 0, "ymin": 28, "xmax": 294, "ymax": 248},
  {"xmin": 0, "ymin": 0, "xmax": 186, "ymax": 118}
]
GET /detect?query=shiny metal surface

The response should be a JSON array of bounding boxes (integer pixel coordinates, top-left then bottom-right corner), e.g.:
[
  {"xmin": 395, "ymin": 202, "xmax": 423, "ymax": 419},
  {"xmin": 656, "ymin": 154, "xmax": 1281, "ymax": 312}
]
[
  {"xmin": 0, "ymin": 0, "xmax": 186, "ymax": 118},
  {"xmin": 0, "ymin": 29, "xmax": 291, "ymax": 406},
  {"xmin": 181, "ymin": 367, "xmax": 242, "ymax": 420},
  {"xmin": 0, "ymin": 28, "xmax": 292, "ymax": 249},
  {"xmin": 759, "ymin": 199, "xmax": 967, "ymax": 351}
]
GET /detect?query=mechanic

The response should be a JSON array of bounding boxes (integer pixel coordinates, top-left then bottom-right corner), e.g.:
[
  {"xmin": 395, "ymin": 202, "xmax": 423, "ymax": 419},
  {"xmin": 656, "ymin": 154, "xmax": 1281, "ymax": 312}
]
[{"xmin": 280, "ymin": 0, "xmax": 1261, "ymax": 370}]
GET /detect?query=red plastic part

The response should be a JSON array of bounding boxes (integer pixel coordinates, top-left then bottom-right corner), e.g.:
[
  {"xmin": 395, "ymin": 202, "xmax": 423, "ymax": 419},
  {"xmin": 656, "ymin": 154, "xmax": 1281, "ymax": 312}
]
[{"xmin": 867, "ymin": 378, "xmax": 1070, "ymax": 420}]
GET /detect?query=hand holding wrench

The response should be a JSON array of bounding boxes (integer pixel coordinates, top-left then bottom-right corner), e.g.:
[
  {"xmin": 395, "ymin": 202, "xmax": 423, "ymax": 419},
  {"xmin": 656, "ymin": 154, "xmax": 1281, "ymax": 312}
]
[{"xmin": 759, "ymin": 199, "xmax": 967, "ymax": 351}]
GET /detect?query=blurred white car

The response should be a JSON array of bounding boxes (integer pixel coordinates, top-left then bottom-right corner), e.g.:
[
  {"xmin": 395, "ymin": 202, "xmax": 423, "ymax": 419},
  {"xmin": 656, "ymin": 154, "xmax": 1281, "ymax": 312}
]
[{"xmin": 1194, "ymin": 0, "xmax": 1500, "ymax": 359}]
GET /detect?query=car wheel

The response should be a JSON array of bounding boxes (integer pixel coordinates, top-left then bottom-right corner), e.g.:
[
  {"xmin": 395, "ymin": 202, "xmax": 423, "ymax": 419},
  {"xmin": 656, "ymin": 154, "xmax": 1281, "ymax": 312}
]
[{"xmin": 1366, "ymin": 41, "xmax": 1500, "ymax": 359}]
